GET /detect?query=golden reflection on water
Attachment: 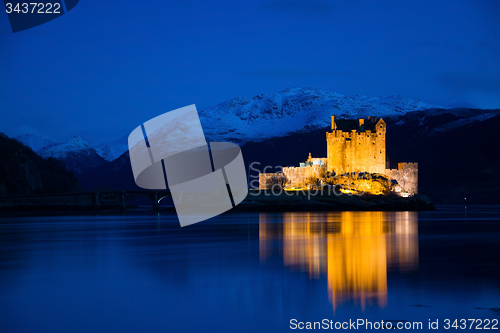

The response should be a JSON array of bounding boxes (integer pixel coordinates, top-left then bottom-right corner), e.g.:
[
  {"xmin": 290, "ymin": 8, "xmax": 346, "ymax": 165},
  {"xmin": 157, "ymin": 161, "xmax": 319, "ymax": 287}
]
[{"xmin": 259, "ymin": 212, "xmax": 419, "ymax": 311}]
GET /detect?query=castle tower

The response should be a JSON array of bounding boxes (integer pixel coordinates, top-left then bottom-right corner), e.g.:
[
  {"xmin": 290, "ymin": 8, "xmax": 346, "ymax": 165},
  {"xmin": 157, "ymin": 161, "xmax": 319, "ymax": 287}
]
[{"xmin": 326, "ymin": 117, "xmax": 386, "ymax": 175}]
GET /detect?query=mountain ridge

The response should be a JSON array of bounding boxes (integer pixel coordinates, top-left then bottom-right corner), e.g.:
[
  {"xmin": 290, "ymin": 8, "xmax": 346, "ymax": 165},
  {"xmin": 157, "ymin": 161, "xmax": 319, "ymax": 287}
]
[
  {"xmin": 199, "ymin": 87, "xmax": 445, "ymax": 144},
  {"xmin": 18, "ymin": 87, "xmax": 445, "ymax": 164}
]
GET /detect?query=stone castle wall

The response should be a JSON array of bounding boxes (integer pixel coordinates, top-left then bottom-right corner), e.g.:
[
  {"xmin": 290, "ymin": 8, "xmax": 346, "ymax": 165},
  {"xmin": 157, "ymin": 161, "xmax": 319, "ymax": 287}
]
[
  {"xmin": 385, "ymin": 163, "xmax": 418, "ymax": 194},
  {"xmin": 327, "ymin": 118, "xmax": 386, "ymax": 175},
  {"xmin": 259, "ymin": 173, "xmax": 274, "ymax": 190},
  {"xmin": 283, "ymin": 165, "xmax": 326, "ymax": 188},
  {"xmin": 259, "ymin": 165, "xmax": 326, "ymax": 189}
]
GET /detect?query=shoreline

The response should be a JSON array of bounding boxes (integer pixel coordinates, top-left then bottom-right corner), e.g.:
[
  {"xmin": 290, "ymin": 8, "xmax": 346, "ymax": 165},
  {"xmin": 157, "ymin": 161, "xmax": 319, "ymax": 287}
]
[
  {"xmin": 236, "ymin": 191, "xmax": 435, "ymax": 211},
  {"xmin": 0, "ymin": 191, "xmax": 435, "ymax": 217}
]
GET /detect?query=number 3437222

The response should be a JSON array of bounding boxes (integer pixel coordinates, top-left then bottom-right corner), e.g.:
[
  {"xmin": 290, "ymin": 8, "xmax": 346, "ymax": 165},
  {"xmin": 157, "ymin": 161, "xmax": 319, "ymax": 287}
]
[
  {"xmin": 5, "ymin": 3, "xmax": 61, "ymax": 14},
  {"xmin": 444, "ymin": 319, "xmax": 498, "ymax": 330}
]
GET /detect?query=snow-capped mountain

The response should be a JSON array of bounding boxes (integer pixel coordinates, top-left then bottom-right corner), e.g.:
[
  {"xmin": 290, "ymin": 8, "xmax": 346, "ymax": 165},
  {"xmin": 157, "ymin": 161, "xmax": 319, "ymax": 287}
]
[
  {"xmin": 32, "ymin": 136, "xmax": 108, "ymax": 175},
  {"xmin": 95, "ymin": 135, "xmax": 129, "ymax": 162},
  {"xmin": 426, "ymin": 111, "xmax": 500, "ymax": 136},
  {"xmin": 198, "ymin": 87, "xmax": 445, "ymax": 144},
  {"xmin": 18, "ymin": 134, "xmax": 124, "ymax": 162},
  {"xmin": 16, "ymin": 134, "xmax": 61, "ymax": 153},
  {"xmin": 37, "ymin": 136, "xmax": 102, "ymax": 159},
  {"xmin": 15, "ymin": 135, "xmax": 109, "ymax": 175}
]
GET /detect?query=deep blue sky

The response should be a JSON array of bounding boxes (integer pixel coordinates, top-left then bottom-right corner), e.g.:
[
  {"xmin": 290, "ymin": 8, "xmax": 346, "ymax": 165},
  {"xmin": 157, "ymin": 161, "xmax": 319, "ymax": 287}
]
[{"xmin": 1, "ymin": 0, "xmax": 499, "ymax": 143}]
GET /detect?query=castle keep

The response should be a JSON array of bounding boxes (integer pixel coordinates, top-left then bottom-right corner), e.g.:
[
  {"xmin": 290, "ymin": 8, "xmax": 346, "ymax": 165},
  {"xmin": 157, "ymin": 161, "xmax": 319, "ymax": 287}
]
[
  {"xmin": 259, "ymin": 116, "xmax": 418, "ymax": 195},
  {"xmin": 327, "ymin": 116, "xmax": 386, "ymax": 175}
]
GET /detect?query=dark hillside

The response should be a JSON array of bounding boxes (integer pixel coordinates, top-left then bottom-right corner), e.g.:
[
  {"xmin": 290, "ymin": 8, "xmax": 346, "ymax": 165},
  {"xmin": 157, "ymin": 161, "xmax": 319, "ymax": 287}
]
[{"xmin": 0, "ymin": 133, "xmax": 82, "ymax": 196}]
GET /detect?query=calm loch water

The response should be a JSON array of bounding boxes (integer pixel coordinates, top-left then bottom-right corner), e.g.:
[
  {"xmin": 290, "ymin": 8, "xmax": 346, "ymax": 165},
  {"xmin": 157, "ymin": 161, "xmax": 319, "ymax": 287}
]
[{"xmin": 0, "ymin": 206, "xmax": 499, "ymax": 332}]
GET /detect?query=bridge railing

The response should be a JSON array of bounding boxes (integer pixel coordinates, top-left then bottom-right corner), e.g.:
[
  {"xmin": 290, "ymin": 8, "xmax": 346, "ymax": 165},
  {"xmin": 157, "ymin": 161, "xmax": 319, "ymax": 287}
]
[{"xmin": 0, "ymin": 190, "xmax": 171, "ymax": 211}]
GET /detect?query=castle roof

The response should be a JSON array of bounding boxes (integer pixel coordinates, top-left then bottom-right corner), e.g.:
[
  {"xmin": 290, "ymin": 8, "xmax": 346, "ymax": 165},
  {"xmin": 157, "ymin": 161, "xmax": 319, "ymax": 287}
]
[{"xmin": 333, "ymin": 116, "xmax": 383, "ymax": 132}]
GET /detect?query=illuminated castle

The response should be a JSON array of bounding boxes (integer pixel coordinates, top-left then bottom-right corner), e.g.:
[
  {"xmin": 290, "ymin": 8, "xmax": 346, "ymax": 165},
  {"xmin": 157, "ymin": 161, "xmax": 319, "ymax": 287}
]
[
  {"xmin": 327, "ymin": 116, "xmax": 386, "ymax": 175},
  {"xmin": 259, "ymin": 116, "xmax": 418, "ymax": 195}
]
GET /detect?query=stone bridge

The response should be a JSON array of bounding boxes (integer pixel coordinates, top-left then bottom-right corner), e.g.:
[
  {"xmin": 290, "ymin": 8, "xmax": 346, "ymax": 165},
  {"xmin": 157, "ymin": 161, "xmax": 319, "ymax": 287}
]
[{"xmin": 0, "ymin": 191, "xmax": 172, "ymax": 211}]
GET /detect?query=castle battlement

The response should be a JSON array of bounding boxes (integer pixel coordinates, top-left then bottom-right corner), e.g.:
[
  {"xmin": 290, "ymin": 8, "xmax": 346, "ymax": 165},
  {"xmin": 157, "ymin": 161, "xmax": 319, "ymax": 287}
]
[{"xmin": 398, "ymin": 162, "xmax": 418, "ymax": 170}]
